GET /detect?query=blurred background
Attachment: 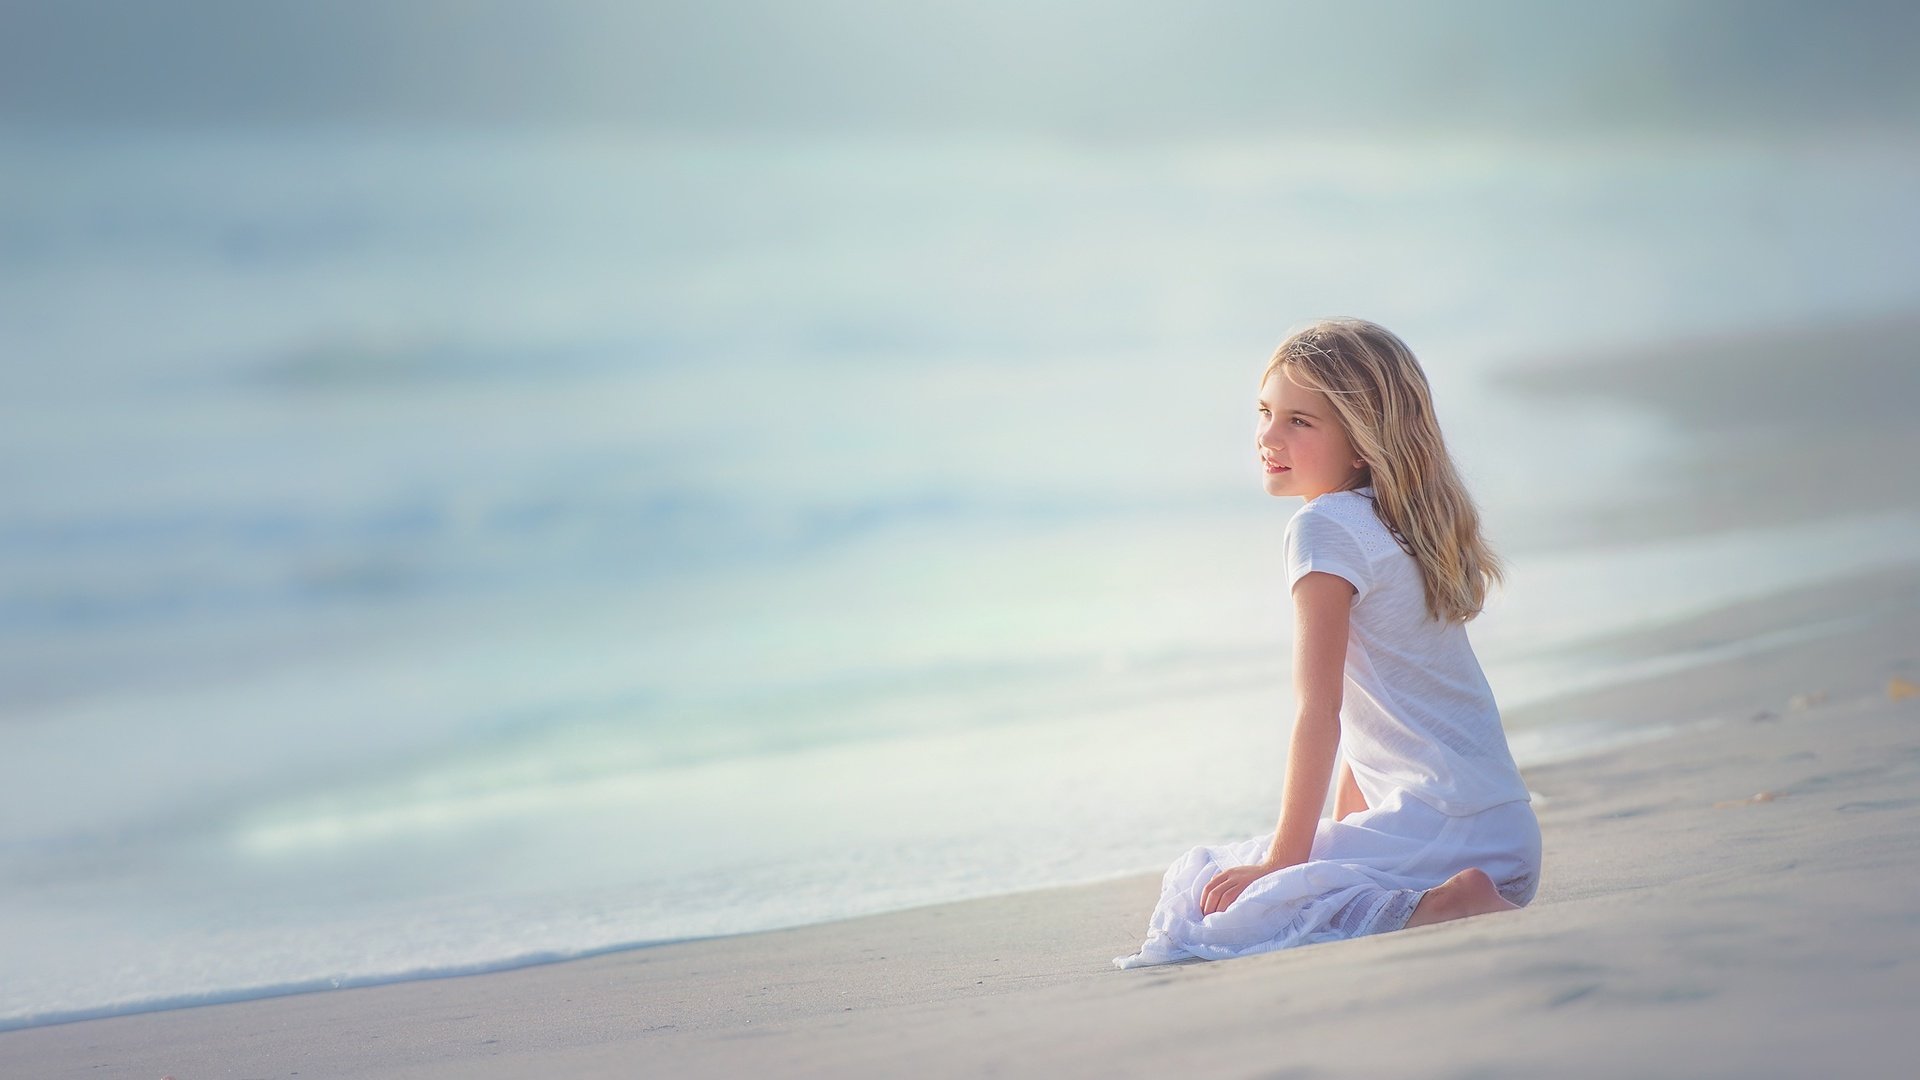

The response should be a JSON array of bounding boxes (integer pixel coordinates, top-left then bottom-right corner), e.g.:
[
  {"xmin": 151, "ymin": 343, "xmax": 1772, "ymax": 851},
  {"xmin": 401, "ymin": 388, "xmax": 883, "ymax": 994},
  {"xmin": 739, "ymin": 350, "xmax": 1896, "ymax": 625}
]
[{"xmin": 3, "ymin": 0, "xmax": 1918, "ymax": 1026}]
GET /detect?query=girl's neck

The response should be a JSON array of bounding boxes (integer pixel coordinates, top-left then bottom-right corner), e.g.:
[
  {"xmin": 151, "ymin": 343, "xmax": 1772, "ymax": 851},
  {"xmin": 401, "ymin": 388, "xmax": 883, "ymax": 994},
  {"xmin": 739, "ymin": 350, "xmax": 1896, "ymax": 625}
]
[{"xmin": 1309, "ymin": 483, "xmax": 1372, "ymax": 503}]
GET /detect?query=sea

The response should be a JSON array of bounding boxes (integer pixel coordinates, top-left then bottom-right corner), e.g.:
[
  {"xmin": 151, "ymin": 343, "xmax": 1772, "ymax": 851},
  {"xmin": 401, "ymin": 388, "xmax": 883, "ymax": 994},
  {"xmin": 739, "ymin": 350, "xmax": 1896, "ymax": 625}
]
[{"xmin": 3, "ymin": 127, "xmax": 1918, "ymax": 1028}]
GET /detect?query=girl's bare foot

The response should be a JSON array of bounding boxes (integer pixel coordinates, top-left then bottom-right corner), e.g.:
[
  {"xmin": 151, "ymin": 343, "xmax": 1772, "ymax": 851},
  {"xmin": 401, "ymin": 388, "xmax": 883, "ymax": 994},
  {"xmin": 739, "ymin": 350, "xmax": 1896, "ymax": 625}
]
[{"xmin": 1403, "ymin": 867, "xmax": 1521, "ymax": 929}]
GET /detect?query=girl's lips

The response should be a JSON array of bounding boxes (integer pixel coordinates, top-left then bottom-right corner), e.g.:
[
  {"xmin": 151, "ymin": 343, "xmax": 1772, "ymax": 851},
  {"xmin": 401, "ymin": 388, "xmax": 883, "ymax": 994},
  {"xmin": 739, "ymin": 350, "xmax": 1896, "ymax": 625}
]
[{"xmin": 1264, "ymin": 460, "xmax": 1289, "ymax": 473}]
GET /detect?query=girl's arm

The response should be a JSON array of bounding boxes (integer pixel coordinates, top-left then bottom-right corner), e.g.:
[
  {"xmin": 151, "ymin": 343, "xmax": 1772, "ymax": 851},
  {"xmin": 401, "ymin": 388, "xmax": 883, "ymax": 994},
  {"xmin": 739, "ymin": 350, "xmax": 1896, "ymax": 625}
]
[
  {"xmin": 1201, "ymin": 570, "xmax": 1352, "ymax": 916},
  {"xmin": 1334, "ymin": 758, "xmax": 1369, "ymax": 821},
  {"xmin": 1259, "ymin": 570, "xmax": 1352, "ymax": 868}
]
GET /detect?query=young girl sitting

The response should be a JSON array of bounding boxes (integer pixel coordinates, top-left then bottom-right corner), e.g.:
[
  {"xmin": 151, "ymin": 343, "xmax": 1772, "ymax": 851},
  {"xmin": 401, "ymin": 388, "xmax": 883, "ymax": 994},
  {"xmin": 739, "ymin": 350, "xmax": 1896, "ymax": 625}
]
[{"xmin": 1115, "ymin": 318, "xmax": 1541, "ymax": 969}]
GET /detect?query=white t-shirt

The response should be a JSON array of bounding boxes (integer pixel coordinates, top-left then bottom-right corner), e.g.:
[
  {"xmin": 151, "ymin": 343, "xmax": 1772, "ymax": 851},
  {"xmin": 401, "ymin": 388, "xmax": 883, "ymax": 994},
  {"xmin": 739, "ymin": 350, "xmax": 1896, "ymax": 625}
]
[{"xmin": 1284, "ymin": 486, "xmax": 1531, "ymax": 816}]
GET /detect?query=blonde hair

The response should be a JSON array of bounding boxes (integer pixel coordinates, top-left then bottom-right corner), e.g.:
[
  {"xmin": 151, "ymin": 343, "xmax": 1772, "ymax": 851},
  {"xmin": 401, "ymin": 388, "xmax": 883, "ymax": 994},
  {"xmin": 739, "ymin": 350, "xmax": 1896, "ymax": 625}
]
[{"xmin": 1263, "ymin": 317, "xmax": 1505, "ymax": 623}]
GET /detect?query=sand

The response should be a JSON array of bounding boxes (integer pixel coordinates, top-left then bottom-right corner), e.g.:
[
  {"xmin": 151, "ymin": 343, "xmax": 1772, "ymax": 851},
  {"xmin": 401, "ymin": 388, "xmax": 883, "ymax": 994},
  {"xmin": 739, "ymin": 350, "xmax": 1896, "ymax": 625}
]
[{"xmin": 3, "ymin": 559, "xmax": 1914, "ymax": 1078}]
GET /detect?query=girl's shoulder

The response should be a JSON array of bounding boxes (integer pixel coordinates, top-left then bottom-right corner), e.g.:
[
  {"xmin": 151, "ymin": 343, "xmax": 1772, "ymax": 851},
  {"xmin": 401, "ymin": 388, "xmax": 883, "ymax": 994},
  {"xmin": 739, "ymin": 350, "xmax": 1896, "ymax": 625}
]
[
  {"xmin": 1288, "ymin": 487, "xmax": 1406, "ymax": 560},
  {"xmin": 1285, "ymin": 488, "xmax": 1411, "ymax": 601},
  {"xmin": 1291, "ymin": 486, "xmax": 1382, "ymax": 534},
  {"xmin": 1296, "ymin": 485, "xmax": 1375, "ymax": 516}
]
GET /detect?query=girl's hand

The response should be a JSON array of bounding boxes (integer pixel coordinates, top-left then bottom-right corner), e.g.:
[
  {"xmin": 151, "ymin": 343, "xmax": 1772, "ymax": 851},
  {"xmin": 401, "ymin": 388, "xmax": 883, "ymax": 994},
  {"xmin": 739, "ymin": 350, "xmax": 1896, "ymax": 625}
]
[{"xmin": 1200, "ymin": 863, "xmax": 1279, "ymax": 917}]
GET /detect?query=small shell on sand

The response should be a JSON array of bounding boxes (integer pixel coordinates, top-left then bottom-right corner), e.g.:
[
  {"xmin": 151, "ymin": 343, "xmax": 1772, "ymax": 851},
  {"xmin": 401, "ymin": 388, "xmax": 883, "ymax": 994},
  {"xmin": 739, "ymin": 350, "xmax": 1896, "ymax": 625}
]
[{"xmin": 1713, "ymin": 791, "xmax": 1780, "ymax": 809}]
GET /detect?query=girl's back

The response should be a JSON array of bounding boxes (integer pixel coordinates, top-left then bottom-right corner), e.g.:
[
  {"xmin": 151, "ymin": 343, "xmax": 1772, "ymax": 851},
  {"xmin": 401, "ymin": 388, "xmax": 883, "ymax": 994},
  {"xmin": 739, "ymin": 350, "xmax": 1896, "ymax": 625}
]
[{"xmin": 1286, "ymin": 487, "xmax": 1531, "ymax": 817}]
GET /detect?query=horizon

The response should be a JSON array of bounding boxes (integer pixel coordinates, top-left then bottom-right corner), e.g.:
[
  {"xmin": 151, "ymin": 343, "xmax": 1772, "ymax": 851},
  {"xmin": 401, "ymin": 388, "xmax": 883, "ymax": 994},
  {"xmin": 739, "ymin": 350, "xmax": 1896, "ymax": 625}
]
[{"xmin": 2, "ymin": 1, "xmax": 1917, "ymax": 141}]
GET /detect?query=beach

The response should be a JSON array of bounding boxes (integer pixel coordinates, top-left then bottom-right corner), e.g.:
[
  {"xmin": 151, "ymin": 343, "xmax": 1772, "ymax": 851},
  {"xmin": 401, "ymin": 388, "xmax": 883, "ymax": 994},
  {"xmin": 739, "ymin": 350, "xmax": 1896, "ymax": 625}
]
[
  {"xmin": 7, "ymin": 308, "xmax": 1919, "ymax": 1078},
  {"xmin": 3, "ymin": 267, "xmax": 1920, "ymax": 1068},
  {"xmin": 8, "ymin": 6, "xmax": 1920, "ymax": 1074},
  {"xmin": 5, "ymin": 560, "xmax": 1917, "ymax": 1078}
]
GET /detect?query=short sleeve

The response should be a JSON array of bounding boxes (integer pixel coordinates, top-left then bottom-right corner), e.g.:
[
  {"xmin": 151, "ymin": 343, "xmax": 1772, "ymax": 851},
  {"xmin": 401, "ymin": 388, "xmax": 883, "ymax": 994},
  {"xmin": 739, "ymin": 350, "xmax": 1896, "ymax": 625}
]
[{"xmin": 1284, "ymin": 507, "xmax": 1371, "ymax": 601}]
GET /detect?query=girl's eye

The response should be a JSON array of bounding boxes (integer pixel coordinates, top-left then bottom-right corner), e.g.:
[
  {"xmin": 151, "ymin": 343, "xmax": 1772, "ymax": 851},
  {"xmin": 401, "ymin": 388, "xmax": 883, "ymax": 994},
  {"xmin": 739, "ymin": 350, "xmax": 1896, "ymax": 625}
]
[{"xmin": 1291, "ymin": 417, "xmax": 1309, "ymax": 427}]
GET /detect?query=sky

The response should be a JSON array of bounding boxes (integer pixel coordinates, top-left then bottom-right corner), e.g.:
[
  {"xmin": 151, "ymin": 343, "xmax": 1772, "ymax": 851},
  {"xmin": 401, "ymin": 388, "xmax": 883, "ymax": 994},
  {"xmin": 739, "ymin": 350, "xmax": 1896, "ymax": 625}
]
[{"xmin": 2, "ymin": 1, "xmax": 1916, "ymax": 139}]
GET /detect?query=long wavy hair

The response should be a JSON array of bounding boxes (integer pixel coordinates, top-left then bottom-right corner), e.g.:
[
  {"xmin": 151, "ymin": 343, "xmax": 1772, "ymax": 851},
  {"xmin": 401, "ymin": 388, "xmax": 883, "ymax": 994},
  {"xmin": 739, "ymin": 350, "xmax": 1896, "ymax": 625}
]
[{"xmin": 1263, "ymin": 317, "xmax": 1505, "ymax": 623}]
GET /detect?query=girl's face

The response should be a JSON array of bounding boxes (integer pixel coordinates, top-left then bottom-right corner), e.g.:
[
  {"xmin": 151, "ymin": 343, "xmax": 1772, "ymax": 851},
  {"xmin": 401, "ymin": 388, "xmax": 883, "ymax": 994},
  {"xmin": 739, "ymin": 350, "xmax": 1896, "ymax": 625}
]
[{"xmin": 1257, "ymin": 368, "xmax": 1363, "ymax": 501}]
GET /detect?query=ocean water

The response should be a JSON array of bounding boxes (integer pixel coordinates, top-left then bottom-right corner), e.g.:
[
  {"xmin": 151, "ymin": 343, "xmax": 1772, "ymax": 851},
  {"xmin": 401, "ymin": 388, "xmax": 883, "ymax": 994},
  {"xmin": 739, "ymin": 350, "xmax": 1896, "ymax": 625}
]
[{"xmin": 3, "ymin": 129, "xmax": 1918, "ymax": 1028}]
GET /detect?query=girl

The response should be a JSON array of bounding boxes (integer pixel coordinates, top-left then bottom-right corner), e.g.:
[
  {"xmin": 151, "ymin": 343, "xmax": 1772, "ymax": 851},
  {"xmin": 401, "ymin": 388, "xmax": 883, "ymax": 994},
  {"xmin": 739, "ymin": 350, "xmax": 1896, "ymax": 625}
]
[{"xmin": 1114, "ymin": 318, "xmax": 1540, "ymax": 969}]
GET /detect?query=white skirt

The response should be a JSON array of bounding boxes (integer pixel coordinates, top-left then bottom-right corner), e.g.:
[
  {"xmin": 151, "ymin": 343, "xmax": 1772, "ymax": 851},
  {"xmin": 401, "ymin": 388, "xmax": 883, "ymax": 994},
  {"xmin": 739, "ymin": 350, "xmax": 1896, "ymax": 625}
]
[{"xmin": 1113, "ymin": 789, "xmax": 1540, "ymax": 969}]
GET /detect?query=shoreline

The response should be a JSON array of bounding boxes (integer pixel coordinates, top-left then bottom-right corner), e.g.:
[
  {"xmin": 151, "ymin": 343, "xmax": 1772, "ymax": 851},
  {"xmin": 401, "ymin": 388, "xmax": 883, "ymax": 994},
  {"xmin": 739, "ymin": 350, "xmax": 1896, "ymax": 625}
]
[
  {"xmin": 6, "ymin": 557, "xmax": 1917, "ymax": 1076},
  {"xmin": 4, "ymin": 558, "xmax": 1909, "ymax": 1038}
]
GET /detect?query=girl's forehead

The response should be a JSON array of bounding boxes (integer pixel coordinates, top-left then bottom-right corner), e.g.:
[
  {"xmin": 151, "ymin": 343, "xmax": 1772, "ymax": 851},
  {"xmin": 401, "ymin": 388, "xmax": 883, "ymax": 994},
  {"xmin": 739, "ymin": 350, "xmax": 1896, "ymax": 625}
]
[{"xmin": 1260, "ymin": 368, "xmax": 1324, "ymax": 402}]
